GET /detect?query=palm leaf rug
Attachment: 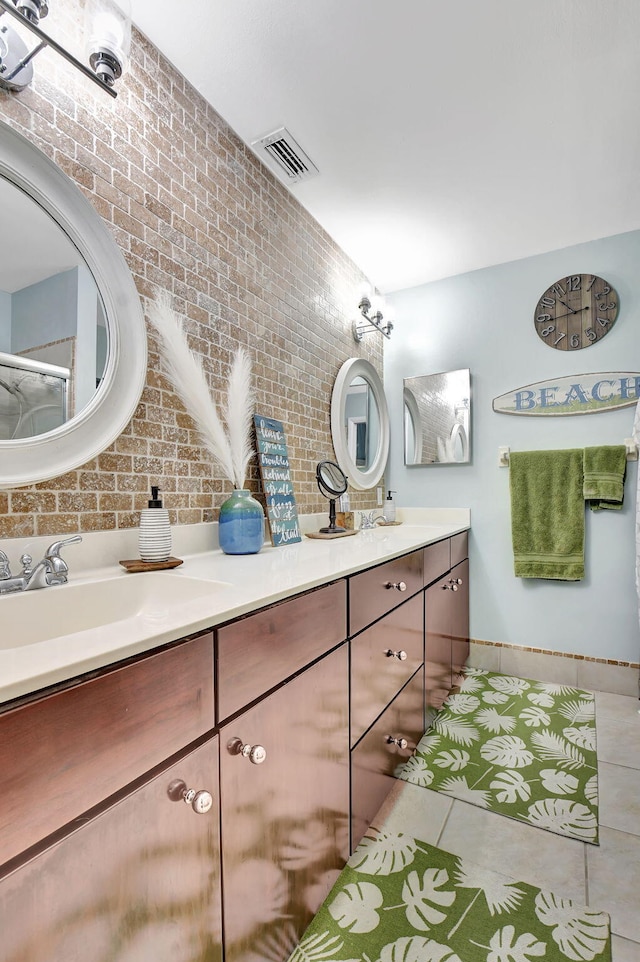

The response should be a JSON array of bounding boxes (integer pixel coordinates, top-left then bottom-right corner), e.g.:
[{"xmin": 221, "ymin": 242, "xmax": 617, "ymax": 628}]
[
  {"xmin": 289, "ymin": 828, "xmax": 611, "ymax": 962},
  {"xmin": 397, "ymin": 668, "xmax": 599, "ymax": 843}
]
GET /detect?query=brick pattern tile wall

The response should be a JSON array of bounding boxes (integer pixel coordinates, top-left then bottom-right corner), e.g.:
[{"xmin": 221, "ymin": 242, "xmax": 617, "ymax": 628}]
[{"xmin": 0, "ymin": 3, "xmax": 383, "ymax": 538}]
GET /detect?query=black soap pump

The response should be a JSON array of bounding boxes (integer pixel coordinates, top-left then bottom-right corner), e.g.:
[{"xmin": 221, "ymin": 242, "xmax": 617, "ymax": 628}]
[
  {"xmin": 138, "ymin": 485, "xmax": 172, "ymax": 563},
  {"xmin": 383, "ymin": 490, "xmax": 396, "ymax": 523}
]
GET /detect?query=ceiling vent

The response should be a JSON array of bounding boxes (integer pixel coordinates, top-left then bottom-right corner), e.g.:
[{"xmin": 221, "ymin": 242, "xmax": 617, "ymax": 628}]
[{"xmin": 251, "ymin": 127, "xmax": 319, "ymax": 184}]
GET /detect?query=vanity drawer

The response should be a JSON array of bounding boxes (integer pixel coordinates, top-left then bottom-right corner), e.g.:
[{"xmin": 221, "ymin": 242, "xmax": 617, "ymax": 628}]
[
  {"xmin": 423, "ymin": 538, "xmax": 451, "ymax": 587},
  {"xmin": 217, "ymin": 580, "xmax": 347, "ymax": 721},
  {"xmin": 349, "ymin": 550, "xmax": 423, "ymax": 636},
  {"xmin": 350, "ymin": 667, "xmax": 425, "ymax": 851},
  {"xmin": 0, "ymin": 633, "xmax": 214, "ymax": 867},
  {"xmin": 350, "ymin": 592, "xmax": 424, "ymax": 746},
  {"xmin": 450, "ymin": 531, "xmax": 469, "ymax": 568}
]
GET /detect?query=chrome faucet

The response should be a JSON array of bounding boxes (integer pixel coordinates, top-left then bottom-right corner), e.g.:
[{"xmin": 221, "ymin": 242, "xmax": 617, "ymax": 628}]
[
  {"xmin": 0, "ymin": 536, "xmax": 82, "ymax": 595},
  {"xmin": 360, "ymin": 511, "xmax": 385, "ymax": 529}
]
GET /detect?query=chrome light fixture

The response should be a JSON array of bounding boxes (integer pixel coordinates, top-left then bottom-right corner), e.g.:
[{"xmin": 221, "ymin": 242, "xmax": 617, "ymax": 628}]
[
  {"xmin": 0, "ymin": 0, "xmax": 131, "ymax": 98},
  {"xmin": 353, "ymin": 288, "xmax": 394, "ymax": 342}
]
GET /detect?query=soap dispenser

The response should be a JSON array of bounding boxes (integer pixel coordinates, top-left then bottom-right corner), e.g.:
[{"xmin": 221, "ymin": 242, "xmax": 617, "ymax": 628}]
[
  {"xmin": 139, "ymin": 486, "xmax": 172, "ymax": 563},
  {"xmin": 383, "ymin": 490, "xmax": 396, "ymax": 523}
]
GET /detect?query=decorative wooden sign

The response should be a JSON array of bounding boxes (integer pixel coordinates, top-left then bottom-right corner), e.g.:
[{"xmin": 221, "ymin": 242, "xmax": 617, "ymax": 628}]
[
  {"xmin": 493, "ymin": 372, "xmax": 640, "ymax": 417},
  {"xmin": 253, "ymin": 414, "xmax": 301, "ymax": 545}
]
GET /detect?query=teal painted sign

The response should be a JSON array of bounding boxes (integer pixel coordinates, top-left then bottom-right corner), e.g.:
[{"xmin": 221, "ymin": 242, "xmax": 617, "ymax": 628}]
[
  {"xmin": 254, "ymin": 415, "xmax": 301, "ymax": 545},
  {"xmin": 493, "ymin": 372, "xmax": 640, "ymax": 416}
]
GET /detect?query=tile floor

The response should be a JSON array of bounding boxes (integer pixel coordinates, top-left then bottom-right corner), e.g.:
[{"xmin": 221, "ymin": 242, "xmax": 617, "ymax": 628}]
[{"xmin": 372, "ymin": 686, "xmax": 640, "ymax": 961}]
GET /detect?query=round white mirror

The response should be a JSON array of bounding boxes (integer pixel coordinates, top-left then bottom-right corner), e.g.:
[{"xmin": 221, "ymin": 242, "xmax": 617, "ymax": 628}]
[
  {"xmin": 330, "ymin": 358, "xmax": 390, "ymax": 491},
  {"xmin": 0, "ymin": 120, "xmax": 147, "ymax": 488}
]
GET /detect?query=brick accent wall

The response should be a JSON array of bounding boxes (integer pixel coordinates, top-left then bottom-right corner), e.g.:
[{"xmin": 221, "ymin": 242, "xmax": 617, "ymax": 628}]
[{"xmin": 0, "ymin": 2, "xmax": 383, "ymax": 538}]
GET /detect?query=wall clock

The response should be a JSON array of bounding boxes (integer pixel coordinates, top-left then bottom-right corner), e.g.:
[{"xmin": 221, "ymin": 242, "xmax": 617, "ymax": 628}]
[{"xmin": 534, "ymin": 274, "xmax": 619, "ymax": 350}]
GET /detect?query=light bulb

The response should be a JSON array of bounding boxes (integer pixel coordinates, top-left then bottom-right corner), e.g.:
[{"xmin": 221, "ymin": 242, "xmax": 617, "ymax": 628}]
[{"xmin": 85, "ymin": 0, "xmax": 131, "ymax": 87}]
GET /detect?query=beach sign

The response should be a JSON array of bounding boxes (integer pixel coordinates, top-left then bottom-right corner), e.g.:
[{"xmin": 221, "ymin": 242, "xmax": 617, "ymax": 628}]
[{"xmin": 493, "ymin": 372, "xmax": 640, "ymax": 416}]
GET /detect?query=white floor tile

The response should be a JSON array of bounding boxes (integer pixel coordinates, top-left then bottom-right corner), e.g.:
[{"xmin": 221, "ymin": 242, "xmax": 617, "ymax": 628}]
[
  {"xmin": 598, "ymin": 761, "xmax": 640, "ymax": 836},
  {"xmin": 595, "ymin": 691, "xmax": 640, "ymax": 769},
  {"xmin": 370, "ymin": 778, "xmax": 453, "ymax": 845},
  {"xmin": 437, "ymin": 799, "xmax": 587, "ymax": 902},
  {"xmin": 587, "ymin": 826, "xmax": 640, "ymax": 942},
  {"xmin": 611, "ymin": 934, "xmax": 640, "ymax": 961}
]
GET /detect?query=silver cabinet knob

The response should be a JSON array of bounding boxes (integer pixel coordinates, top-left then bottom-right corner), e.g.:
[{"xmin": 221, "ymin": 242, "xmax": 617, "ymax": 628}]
[
  {"xmin": 385, "ymin": 648, "xmax": 408, "ymax": 661},
  {"xmin": 386, "ymin": 734, "xmax": 408, "ymax": 750},
  {"xmin": 167, "ymin": 779, "xmax": 213, "ymax": 814},
  {"xmin": 227, "ymin": 736, "xmax": 267, "ymax": 765},
  {"xmin": 385, "ymin": 581, "xmax": 407, "ymax": 591}
]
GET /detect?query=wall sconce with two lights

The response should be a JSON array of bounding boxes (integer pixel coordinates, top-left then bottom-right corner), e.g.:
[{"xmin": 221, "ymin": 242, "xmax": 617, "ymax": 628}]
[
  {"xmin": 0, "ymin": 0, "xmax": 131, "ymax": 98},
  {"xmin": 353, "ymin": 285, "xmax": 394, "ymax": 342}
]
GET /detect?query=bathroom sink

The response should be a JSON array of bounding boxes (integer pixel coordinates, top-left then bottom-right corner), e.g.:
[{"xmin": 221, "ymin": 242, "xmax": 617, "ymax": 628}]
[{"xmin": 1, "ymin": 573, "xmax": 230, "ymax": 649}]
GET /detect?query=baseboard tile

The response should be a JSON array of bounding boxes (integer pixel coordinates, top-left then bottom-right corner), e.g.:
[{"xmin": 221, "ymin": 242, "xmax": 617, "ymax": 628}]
[{"xmin": 469, "ymin": 639, "xmax": 640, "ymax": 697}]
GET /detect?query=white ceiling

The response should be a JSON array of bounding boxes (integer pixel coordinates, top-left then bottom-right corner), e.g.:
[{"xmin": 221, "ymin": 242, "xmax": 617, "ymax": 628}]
[{"xmin": 129, "ymin": 0, "xmax": 640, "ymax": 294}]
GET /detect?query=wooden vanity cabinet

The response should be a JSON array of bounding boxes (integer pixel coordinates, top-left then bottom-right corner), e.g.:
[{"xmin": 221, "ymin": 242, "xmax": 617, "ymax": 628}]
[
  {"xmin": 0, "ymin": 534, "xmax": 468, "ymax": 962},
  {"xmin": 0, "ymin": 632, "xmax": 214, "ymax": 866},
  {"xmin": 1, "ymin": 734, "xmax": 222, "ymax": 962},
  {"xmin": 425, "ymin": 540, "xmax": 470, "ymax": 724},
  {"xmin": 349, "ymin": 549, "xmax": 423, "ymax": 635},
  {"xmin": 351, "ymin": 667, "xmax": 425, "ymax": 847},
  {"xmin": 219, "ymin": 643, "xmax": 349, "ymax": 962}
]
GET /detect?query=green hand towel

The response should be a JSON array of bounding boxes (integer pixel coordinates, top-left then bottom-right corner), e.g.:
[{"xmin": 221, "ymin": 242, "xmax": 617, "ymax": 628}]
[
  {"xmin": 583, "ymin": 444, "xmax": 627, "ymax": 510},
  {"xmin": 510, "ymin": 449, "xmax": 584, "ymax": 580}
]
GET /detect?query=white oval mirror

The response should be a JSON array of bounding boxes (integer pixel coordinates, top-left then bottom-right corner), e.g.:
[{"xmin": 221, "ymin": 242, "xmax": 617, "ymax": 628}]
[
  {"xmin": 0, "ymin": 120, "xmax": 147, "ymax": 488},
  {"xmin": 330, "ymin": 358, "xmax": 390, "ymax": 490}
]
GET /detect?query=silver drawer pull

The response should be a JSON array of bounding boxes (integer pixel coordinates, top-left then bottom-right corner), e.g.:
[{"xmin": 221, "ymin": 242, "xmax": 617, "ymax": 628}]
[
  {"xmin": 385, "ymin": 648, "xmax": 408, "ymax": 661},
  {"xmin": 167, "ymin": 779, "xmax": 214, "ymax": 815},
  {"xmin": 386, "ymin": 734, "xmax": 408, "ymax": 750},
  {"xmin": 227, "ymin": 736, "xmax": 267, "ymax": 765},
  {"xmin": 385, "ymin": 581, "xmax": 407, "ymax": 592}
]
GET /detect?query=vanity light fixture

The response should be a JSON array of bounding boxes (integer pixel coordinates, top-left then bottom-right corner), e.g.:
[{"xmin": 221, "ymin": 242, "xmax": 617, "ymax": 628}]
[
  {"xmin": 0, "ymin": 0, "xmax": 131, "ymax": 98},
  {"xmin": 353, "ymin": 290, "xmax": 394, "ymax": 342}
]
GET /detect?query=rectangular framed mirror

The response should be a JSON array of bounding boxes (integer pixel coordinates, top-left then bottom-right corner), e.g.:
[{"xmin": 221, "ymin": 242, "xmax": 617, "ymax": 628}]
[{"xmin": 403, "ymin": 369, "xmax": 471, "ymax": 465}]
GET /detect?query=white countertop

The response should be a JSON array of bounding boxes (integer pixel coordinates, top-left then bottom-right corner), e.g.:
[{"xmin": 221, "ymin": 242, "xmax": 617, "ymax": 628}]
[{"xmin": 1, "ymin": 508, "xmax": 469, "ymax": 705}]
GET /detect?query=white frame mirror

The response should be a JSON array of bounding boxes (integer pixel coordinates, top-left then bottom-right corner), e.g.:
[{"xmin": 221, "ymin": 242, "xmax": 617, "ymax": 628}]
[
  {"xmin": 0, "ymin": 120, "xmax": 147, "ymax": 489},
  {"xmin": 330, "ymin": 358, "xmax": 390, "ymax": 490}
]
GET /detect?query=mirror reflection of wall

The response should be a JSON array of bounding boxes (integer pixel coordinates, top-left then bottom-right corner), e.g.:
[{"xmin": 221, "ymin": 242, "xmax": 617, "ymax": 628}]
[
  {"xmin": 344, "ymin": 375, "xmax": 380, "ymax": 471},
  {"xmin": 0, "ymin": 177, "xmax": 107, "ymax": 441},
  {"xmin": 403, "ymin": 368, "xmax": 471, "ymax": 465}
]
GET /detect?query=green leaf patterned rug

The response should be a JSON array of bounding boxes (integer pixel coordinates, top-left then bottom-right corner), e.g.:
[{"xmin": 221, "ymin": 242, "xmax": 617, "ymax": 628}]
[
  {"xmin": 289, "ymin": 828, "xmax": 611, "ymax": 962},
  {"xmin": 397, "ymin": 668, "xmax": 599, "ymax": 844}
]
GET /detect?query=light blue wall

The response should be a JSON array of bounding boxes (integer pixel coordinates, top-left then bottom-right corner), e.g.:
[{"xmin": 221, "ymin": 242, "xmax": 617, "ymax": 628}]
[
  {"xmin": 11, "ymin": 268, "xmax": 78, "ymax": 353},
  {"xmin": 385, "ymin": 230, "xmax": 640, "ymax": 663},
  {"xmin": 0, "ymin": 290, "xmax": 10, "ymax": 351}
]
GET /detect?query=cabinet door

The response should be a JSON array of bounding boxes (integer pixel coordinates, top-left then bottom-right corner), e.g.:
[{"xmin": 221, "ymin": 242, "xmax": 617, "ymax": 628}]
[
  {"xmin": 219, "ymin": 644, "xmax": 349, "ymax": 962},
  {"xmin": 1, "ymin": 736, "xmax": 222, "ymax": 962},
  {"xmin": 451, "ymin": 558, "xmax": 470, "ymax": 687},
  {"xmin": 351, "ymin": 668, "xmax": 425, "ymax": 851},
  {"xmin": 351, "ymin": 592, "xmax": 424, "ymax": 745},
  {"xmin": 425, "ymin": 574, "xmax": 453, "ymax": 725}
]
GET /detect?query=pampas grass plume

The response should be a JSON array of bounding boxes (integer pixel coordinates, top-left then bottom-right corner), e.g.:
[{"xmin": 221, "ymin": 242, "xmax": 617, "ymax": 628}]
[{"xmin": 148, "ymin": 293, "xmax": 254, "ymax": 489}]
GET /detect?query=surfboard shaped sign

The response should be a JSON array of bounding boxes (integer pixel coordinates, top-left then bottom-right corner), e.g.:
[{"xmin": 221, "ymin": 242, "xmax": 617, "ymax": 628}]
[{"xmin": 493, "ymin": 373, "xmax": 640, "ymax": 416}]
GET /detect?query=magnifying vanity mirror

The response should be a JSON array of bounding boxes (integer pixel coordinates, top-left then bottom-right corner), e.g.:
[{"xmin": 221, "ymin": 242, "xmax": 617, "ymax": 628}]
[
  {"xmin": 330, "ymin": 358, "xmax": 390, "ymax": 490},
  {"xmin": 403, "ymin": 369, "xmax": 471, "ymax": 465},
  {"xmin": 0, "ymin": 119, "xmax": 147, "ymax": 488},
  {"xmin": 316, "ymin": 460, "xmax": 348, "ymax": 534}
]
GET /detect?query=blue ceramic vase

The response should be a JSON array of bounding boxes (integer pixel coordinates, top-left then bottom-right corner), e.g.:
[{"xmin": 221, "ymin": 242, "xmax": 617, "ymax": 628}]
[{"xmin": 218, "ymin": 489, "xmax": 265, "ymax": 555}]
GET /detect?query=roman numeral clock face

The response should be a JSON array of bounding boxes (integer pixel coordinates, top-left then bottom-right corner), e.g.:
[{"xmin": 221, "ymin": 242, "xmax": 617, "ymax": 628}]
[{"xmin": 534, "ymin": 274, "xmax": 619, "ymax": 350}]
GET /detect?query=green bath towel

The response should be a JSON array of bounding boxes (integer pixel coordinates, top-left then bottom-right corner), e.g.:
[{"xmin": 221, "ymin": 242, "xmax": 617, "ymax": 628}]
[
  {"xmin": 510, "ymin": 449, "xmax": 584, "ymax": 580},
  {"xmin": 583, "ymin": 444, "xmax": 627, "ymax": 510}
]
